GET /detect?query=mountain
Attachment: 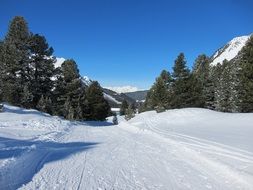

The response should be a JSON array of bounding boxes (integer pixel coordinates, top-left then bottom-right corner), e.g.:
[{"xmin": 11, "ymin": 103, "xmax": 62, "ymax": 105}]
[
  {"xmin": 53, "ymin": 58, "xmax": 136, "ymax": 107},
  {"xmin": 210, "ymin": 34, "xmax": 251, "ymax": 66},
  {"xmin": 102, "ymin": 88, "xmax": 136, "ymax": 107},
  {"xmin": 124, "ymin": 90, "xmax": 148, "ymax": 102},
  {"xmin": 105, "ymin": 86, "xmax": 139, "ymax": 93}
]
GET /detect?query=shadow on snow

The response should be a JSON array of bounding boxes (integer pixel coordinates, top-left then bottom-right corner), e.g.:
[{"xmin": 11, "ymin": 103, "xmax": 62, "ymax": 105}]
[
  {"xmin": 3, "ymin": 106, "xmax": 51, "ymax": 117},
  {"xmin": 0, "ymin": 136, "xmax": 99, "ymax": 190}
]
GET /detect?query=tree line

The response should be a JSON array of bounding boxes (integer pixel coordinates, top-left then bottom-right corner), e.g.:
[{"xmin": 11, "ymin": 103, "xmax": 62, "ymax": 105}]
[
  {"xmin": 0, "ymin": 16, "xmax": 110, "ymax": 121},
  {"xmin": 142, "ymin": 36, "xmax": 253, "ymax": 113}
]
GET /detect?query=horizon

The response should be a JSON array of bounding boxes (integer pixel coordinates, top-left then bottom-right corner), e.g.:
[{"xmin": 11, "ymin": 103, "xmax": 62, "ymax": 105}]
[{"xmin": 1, "ymin": 0, "xmax": 253, "ymax": 90}]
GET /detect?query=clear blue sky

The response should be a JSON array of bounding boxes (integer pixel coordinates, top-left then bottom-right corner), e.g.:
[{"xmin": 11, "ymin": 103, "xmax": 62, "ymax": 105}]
[{"xmin": 1, "ymin": 0, "xmax": 253, "ymax": 89}]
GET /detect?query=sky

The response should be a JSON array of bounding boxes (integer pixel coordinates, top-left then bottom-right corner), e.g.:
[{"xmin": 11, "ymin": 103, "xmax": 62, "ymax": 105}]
[{"xmin": 1, "ymin": 0, "xmax": 253, "ymax": 90}]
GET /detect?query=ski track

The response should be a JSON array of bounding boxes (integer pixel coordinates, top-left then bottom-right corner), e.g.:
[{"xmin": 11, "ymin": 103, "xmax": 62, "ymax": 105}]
[{"xmin": 0, "ymin": 106, "xmax": 253, "ymax": 189}]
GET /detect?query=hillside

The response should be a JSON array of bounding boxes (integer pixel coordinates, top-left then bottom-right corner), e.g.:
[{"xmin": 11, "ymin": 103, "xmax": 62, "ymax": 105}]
[
  {"xmin": 54, "ymin": 58, "xmax": 136, "ymax": 107},
  {"xmin": 124, "ymin": 90, "xmax": 148, "ymax": 102},
  {"xmin": 0, "ymin": 105, "xmax": 253, "ymax": 189},
  {"xmin": 210, "ymin": 35, "xmax": 251, "ymax": 66}
]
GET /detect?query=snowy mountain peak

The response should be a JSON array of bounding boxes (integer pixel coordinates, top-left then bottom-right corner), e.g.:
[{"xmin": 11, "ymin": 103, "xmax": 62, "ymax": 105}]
[
  {"xmin": 105, "ymin": 86, "xmax": 139, "ymax": 93},
  {"xmin": 210, "ymin": 35, "xmax": 251, "ymax": 66}
]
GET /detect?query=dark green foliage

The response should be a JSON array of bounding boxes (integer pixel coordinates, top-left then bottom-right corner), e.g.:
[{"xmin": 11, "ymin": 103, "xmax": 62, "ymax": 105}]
[
  {"xmin": 238, "ymin": 36, "xmax": 253, "ymax": 112},
  {"xmin": 1, "ymin": 16, "xmax": 31, "ymax": 105},
  {"xmin": 29, "ymin": 34, "xmax": 55, "ymax": 107},
  {"xmin": 20, "ymin": 84, "xmax": 34, "ymax": 108},
  {"xmin": 86, "ymin": 81, "xmax": 111, "ymax": 121},
  {"xmin": 172, "ymin": 53, "xmax": 190, "ymax": 79},
  {"xmin": 203, "ymin": 67, "xmax": 216, "ymax": 110},
  {"xmin": 120, "ymin": 100, "xmax": 128, "ymax": 115},
  {"xmin": 51, "ymin": 71, "xmax": 66, "ymax": 116},
  {"xmin": 171, "ymin": 53, "xmax": 192, "ymax": 108},
  {"xmin": 0, "ymin": 16, "xmax": 116, "ymax": 121},
  {"xmin": 0, "ymin": 41, "xmax": 3, "ymax": 101},
  {"xmin": 37, "ymin": 95, "xmax": 52, "ymax": 114},
  {"xmin": 144, "ymin": 70, "xmax": 172, "ymax": 111},
  {"xmin": 214, "ymin": 60, "xmax": 231, "ymax": 111},
  {"xmin": 59, "ymin": 60, "xmax": 84, "ymax": 120},
  {"xmin": 192, "ymin": 54, "xmax": 210, "ymax": 107},
  {"xmin": 125, "ymin": 104, "xmax": 135, "ymax": 120},
  {"xmin": 152, "ymin": 77, "xmax": 169, "ymax": 109}
]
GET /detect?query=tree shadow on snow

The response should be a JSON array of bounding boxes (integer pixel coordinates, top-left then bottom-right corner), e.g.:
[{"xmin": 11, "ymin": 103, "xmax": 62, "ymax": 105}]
[
  {"xmin": 0, "ymin": 136, "xmax": 99, "ymax": 190},
  {"xmin": 3, "ymin": 106, "xmax": 51, "ymax": 117}
]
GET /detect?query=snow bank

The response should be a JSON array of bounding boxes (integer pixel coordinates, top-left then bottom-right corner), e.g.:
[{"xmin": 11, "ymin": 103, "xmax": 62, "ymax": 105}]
[{"xmin": 128, "ymin": 108, "xmax": 253, "ymax": 152}]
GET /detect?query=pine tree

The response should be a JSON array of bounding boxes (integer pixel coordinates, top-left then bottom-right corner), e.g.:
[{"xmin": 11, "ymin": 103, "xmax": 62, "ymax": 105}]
[
  {"xmin": 125, "ymin": 104, "xmax": 135, "ymax": 120},
  {"xmin": 0, "ymin": 41, "xmax": 3, "ymax": 102},
  {"xmin": 151, "ymin": 76, "xmax": 168, "ymax": 112},
  {"xmin": 224, "ymin": 61, "xmax": 241, "ymax": 112},
  {"xmin": 144, "ymin": 70, "xmax": 172, "ymax": 111},
  {"xmin": 76, "ymin": 88, "xmax": 90, "ymax": 120},
  {"xmin": 204, "ymin": 66, "xmax": 216, "ymax": 109},
  {"xmin": 37, "ymin": 95, "xmax": 52, "ymax": 114},
  {"xmin": 86, "ymin": 81, "xmax": 111, "ymax": 121},
  {"xmin": 20, "ymin": 84, "xmax": 34, "ymax": 108},
  {"xmin": 171, "ymin": 53, "xmax": 191, "ymax": 108},
  {"xmin": 238, "ymin": 35, "xmax": 253, "ymax": 112},
  {"xmin": 215, "ymin": 60, "xmax": 231, "ymax": 111},
  {"xmin": 143, "ymin": 87, "xmax": 155, "ymax": 111},
  {"xmin": 57, "ymin": 59, "xmax": 84, "ymax": 120},
  {"xmin": 192, "ymin": 54, "xmax": 210, "ymax": 107},
  {"xmin": 120, "ymin": 100, "xmax": 128, "ymax": 115},
  {"xmin": 29, "ymin": 34, "xmax": 55, "ymax": 107},
  {"xmin": 1, "ymin": 16, "xmax": 31, "ymax": 105},
  {"xmin": 52, "ymin": 72, "xmax": 65, "ymax": 116}
]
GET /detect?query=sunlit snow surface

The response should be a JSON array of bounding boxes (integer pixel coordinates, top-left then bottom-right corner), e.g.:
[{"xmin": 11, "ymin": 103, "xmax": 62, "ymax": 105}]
[
  {"xmin": 210, "ymin": 35, "xmax": 250, "ymax": 66},
  {"xmin": 0, "ymin": 105, "xmax": 253, "ymax": 190}
]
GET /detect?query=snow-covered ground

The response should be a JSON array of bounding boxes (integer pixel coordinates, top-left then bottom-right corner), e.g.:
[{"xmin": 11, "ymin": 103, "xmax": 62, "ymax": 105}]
[{"xmin": 0, "ymin": 105, "xmax": 253, "ymax": 190}]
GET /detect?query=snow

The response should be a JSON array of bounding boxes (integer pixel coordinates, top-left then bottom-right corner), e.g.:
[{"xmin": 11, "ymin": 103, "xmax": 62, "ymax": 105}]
[
  {"xmin": 111, "ymin": 108, "xmax": 120, "ymax": 112},
  {"xmin": 210, "ymin": 35, "xmax": 250, "ymax": 66},
  {"xmin": 0, "ymin": 105, "xmax": 253, "ymax": 190},
  {"xmin": 54, "ymin": 57, "xmax": 65, "ymax": 68},
  {"xmin": 105, "ymin": 86, "xmax": 140, "ymax": 93},
  {"xmin": 103, "ymin": 92, "xmax": 122, "ymax": 105},
  {"xmin": 81, "ymin": 76, "xmax": 93, "ymax": 86}
]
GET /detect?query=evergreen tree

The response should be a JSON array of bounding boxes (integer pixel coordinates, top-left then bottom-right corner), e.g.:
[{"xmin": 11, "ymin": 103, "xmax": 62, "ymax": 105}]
[
  {"xmin": 86, "ymin": 81, "xmax": 111, "ymax": 121},
  {"xmin": 29, "ymin": 34, "xmax": 55, "ymax": 107},
  {"xmin": 125, "ymin": 104, "xmax": 135, "ymax": 120},
  {"xmin": 151, "ymin": 76, "xmax": 168, "ymax": 111},
  {"xmin": 144, "ymin": 70, "xmax": 172, "ymax": 111},
  {"xmin": 204, "ymin": 66, "xmax": 216, "ymax": 110},
  {"xmin": 59, "ymin": 59, "xmax": 84, "ymax": 120},
  {"xmin": 214, "ymin": 60, "xmax": 230, "ymax": 112},
  {"xmin": 76, "ymin": 88, "xmax": 91, "ymax": 120},
  {"xmin": 52, "ymin": 70, "xmax": 66, "ymax": 116},
  {"xmin": 20, "ymin": 83, "xmax": 34, "ymax": 108},
  {"xmin": 1, "ymin": 16, "xmax": 31, "ymax": 105},
  {"xmin": 143, "ymin": 87, "xmax": 155, "ymax": 111},
  {"xmin": 0, "ymin": 41, "xmax": 3, "ymax": 101},
  {"xmin": 171, "ymin": 53, "xmax": 191, "ymax": 108},
  {"xmin": 192, "ymin": 54, "xmax": 210, "ymax": 107},
  {"xmin": 120, "ymin": 100, "xmax": 128, "ymax": 115},
  {"xmin": 186, "ymin": 73, "xmax": 204, "ymax": 107},
  {"xmin": 238, "ymin": 35, "xmax": 253, "ymax": 112},
  {"xmin": 37, "ymin": 95, "xmax": 52, "ymax": 114}
]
